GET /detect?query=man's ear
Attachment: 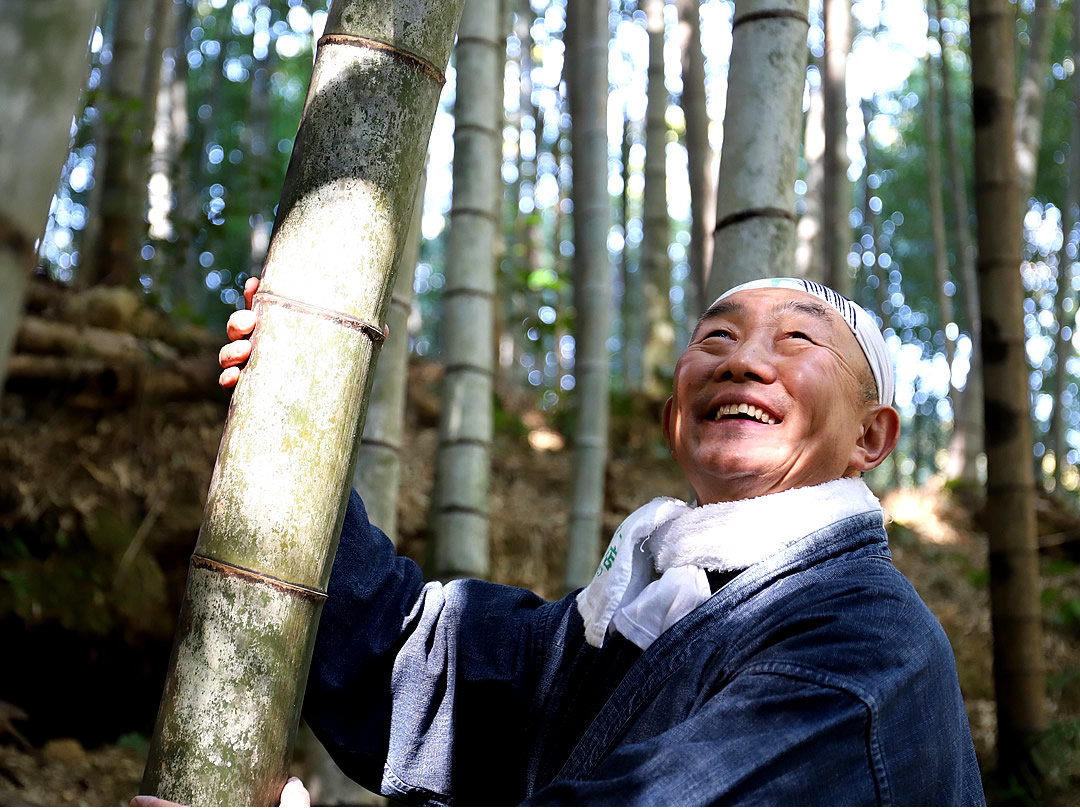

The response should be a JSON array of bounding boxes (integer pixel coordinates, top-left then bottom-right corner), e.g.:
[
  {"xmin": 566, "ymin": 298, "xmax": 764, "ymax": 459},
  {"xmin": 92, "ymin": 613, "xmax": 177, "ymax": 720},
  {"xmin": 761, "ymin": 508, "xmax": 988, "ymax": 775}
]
[
  {"xmin": 661, "ymin": 396, "xmax": 675, "ymax": 454},
  {"xmin": 849, "ymin": 405, "xmax": 901, "ymax": 472}
]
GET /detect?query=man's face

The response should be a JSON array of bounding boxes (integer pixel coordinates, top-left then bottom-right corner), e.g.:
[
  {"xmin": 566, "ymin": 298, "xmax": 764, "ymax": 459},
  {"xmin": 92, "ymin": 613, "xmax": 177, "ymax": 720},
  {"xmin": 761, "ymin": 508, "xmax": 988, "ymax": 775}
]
[{"xmin": 663, "ymin": 288, "xmax": 886, "ymax": 504}]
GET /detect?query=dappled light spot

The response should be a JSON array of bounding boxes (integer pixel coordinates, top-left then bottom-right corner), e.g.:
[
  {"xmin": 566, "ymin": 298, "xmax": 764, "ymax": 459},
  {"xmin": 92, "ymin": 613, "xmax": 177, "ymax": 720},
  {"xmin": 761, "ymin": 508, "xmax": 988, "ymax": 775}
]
[
  {"xmin": 527, "ymin": 427, "xmax": 564, "ymax": 452},
  {"xmin": 881, "ymin": 486, "xmax": 969, "ymax": 546}
]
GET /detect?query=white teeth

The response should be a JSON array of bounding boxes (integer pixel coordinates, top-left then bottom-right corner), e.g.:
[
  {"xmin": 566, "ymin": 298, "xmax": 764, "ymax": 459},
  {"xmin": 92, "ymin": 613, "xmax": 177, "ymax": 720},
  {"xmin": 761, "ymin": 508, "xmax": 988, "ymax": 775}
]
[{"xmin": 713, "ymin": 403, "xmax": 777, "ymax": 425}]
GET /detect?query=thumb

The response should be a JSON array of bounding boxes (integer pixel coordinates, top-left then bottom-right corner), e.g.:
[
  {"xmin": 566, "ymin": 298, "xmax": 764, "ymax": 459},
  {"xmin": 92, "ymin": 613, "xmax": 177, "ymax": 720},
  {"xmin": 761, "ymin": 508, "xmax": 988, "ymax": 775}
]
[{"xmin": 279, "ymin": 777, "xmax": 311, "ymax": 808}]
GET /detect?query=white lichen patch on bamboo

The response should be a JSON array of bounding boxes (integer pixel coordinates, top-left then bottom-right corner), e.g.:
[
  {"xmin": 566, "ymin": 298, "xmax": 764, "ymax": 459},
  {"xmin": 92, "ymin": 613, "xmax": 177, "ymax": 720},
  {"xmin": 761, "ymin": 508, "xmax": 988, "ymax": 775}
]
[{"xmin": 150, "ymin": 566, "xmax": 316, "ymax": 805}]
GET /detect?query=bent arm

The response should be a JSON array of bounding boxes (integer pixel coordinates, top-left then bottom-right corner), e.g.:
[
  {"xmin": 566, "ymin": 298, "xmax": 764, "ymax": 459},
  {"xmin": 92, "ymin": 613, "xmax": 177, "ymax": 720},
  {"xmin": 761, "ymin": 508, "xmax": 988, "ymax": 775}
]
[{"xmin": 303, "ymin": 490, "xmax": 561, "ymax": 805}]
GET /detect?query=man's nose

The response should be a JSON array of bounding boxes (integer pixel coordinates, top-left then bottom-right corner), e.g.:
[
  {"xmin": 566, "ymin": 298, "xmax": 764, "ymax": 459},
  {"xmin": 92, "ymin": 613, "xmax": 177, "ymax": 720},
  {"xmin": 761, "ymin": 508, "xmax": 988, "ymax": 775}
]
[{"xmin": 716, "ymin": 336, "xmax": 777, "ymax": 383}]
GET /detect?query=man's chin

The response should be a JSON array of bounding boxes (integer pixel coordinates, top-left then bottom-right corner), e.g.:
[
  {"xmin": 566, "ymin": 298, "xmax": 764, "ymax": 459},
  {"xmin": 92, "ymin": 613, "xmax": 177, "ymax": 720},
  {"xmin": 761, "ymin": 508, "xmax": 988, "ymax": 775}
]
[{"xmin": 688, "ymin": 464, "xmax": 788, "ymax": 503}]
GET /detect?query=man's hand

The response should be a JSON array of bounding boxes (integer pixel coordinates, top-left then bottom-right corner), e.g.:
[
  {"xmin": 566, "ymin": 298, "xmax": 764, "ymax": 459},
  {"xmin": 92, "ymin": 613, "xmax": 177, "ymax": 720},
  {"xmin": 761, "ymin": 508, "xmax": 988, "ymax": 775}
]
[
  {"xmin": 218, "ymin": 276, "xmax": 260, "ymax": 388},
  {"xmin": 130, "ymin": 776, "xmax": 311, "ymax": 807},
  {"xmin": 280, "ymin": 777, "xmax": 312, "ymax": 807},
  {"xmin": 217, "ymin": 276, "xmax": 390, "ymax": 389}
]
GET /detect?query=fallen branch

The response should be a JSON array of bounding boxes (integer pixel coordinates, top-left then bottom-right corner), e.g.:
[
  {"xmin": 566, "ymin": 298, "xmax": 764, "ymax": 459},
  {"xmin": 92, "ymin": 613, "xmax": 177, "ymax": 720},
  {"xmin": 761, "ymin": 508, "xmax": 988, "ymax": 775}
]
[
  {"xmin": 15, "ymin": 315, "xmax": 178, "ymax": 365},
  {"xmin": 4, "ymin": 352, "xmax": 223, "ymax": 407}
]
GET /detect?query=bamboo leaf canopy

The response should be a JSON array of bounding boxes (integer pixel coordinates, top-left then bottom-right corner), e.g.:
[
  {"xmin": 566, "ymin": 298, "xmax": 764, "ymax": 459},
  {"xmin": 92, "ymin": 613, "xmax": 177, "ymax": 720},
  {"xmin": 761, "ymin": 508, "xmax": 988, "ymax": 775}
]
[{"xmin": 140, "ymin": 0, "xmax": 465, "ymax": 804}]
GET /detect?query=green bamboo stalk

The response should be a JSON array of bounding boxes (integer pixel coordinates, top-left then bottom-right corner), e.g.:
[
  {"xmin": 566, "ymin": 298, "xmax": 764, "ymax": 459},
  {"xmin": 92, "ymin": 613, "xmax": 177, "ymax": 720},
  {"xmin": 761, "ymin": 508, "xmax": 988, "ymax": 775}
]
[
  {"xmin": 353, "ymin": 173, "xmax": 425, "ymax": 544},
  {"xmin": 140, "ymin": 2, "xmax": 464, "ymax": 804},
  {"xmin": 821, "ymin": 0, "xmax": 851, "ymax": 295},
  {"xmin": 431, "ymin": 0, "xmax": 502, "ymax": 580},
  {"xmin": 563, "ymin": 0, "xmax": 612, "ymax": 590},
  {"xmin": 705, "ymin": 0, "xmax": 809, "ymax": 297},
  {"xmin": 641, "ymin": 0, "xmax": 673, "ymax": 397},
  {"xmin": 969, "ymin": 0, "xmax": 1047, "ymax": 776}
]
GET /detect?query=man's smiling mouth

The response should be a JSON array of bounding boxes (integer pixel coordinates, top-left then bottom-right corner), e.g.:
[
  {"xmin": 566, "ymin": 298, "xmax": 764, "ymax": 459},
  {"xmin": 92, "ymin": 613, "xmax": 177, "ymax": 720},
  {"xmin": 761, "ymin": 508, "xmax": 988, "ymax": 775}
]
[{"xmin": 712, "ymin": 403, "xmax": 778, "ymax": 425}]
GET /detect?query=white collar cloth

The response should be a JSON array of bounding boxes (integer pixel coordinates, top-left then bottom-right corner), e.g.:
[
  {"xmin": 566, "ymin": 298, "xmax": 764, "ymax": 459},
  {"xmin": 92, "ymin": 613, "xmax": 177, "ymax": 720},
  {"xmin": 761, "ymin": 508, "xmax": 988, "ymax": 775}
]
[{"xmin": 576, "ymin": 477, "xmax": 885, "ymax": 650}]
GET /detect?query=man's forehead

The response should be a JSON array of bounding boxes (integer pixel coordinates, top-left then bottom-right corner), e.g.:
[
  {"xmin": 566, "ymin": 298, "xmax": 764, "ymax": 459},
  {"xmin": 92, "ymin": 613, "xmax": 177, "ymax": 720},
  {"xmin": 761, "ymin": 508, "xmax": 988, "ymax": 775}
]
[{"xmin": 699, "ymin": 278, "xmax": 895, "ymax": 406}]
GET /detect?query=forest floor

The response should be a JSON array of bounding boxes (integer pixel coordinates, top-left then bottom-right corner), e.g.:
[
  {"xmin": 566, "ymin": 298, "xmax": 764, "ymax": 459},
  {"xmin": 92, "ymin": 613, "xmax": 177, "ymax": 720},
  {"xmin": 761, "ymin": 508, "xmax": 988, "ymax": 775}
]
[{"xmin": 2, "ymin": 338, "xmax": 1080, "ymax": 804}]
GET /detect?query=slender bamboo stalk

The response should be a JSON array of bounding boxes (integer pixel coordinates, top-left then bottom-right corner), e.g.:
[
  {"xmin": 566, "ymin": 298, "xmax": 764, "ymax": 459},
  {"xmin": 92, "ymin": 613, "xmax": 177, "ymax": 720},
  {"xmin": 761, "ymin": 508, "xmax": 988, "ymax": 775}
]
[
  {"xmin": 1015, "ymin": 0, "xmax": 1054, "ymax": 205},
  {"xmin": 924, "ymin": 52, "xmax": 956, "ymax": 370},
  {"xmin": 796, "ymin": 65, "xmax": 825, "ymax": 282},
  {"xmin": 641, "ymin": 0, "xmax": 674, "ymax": 396},
  {"xmin": 621, "ymin": 112, "xmax": 644, "ymax": 390},
  {"xmin": 431, "ymin": 0, "xmax": 501, "ymax": 580},
  {"xmin": 676, "ymin": 0, "xmax": 714, "ymax": 324},
  {"xmin": 1050, "ymin": 0, "xmax": 1080, "ymax": 491},
  {"xmin": 564, "ymin": 0, "xmax": 612, "ymax": 590},
  {"xmin": 140, "ymin": 2, "xmax": 464, "ymax": 804},
  {"xmin": 822, "ymin": 0, "xmax": 851, "ymax": 294},
  {"xmin": 353, "ymin": 175, "xmax": 424, "ymax": 543},
  {"xmin": 969, "ymin": 0, "xmax": 1047, "ymax": 777},
  {"xmin": 934, "ymin": 0, "xmax": 983, "ymax": 484},
  {"xmin": 92, "ymin": 0, "xmax": 154, "ymax": 288},
  {"xmin": 706, "ymin": 0, "xmax": 810, "ymax": 297}
]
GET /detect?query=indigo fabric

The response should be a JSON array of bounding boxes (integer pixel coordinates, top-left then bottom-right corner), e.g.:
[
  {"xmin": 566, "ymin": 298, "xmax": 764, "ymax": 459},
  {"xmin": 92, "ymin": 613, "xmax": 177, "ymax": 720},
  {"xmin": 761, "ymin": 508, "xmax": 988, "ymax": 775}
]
[{"xmin": 304, "ymin": 490, "xmax": 985, "ymax": 806}]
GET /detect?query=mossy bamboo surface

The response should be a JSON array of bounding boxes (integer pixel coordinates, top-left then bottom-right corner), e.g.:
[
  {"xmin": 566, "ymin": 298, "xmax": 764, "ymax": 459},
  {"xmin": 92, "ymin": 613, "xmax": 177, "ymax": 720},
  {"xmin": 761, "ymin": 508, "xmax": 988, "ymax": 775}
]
[{"xmin": 141, "ymin": 1, "xmax": 464, "ymax": 804}]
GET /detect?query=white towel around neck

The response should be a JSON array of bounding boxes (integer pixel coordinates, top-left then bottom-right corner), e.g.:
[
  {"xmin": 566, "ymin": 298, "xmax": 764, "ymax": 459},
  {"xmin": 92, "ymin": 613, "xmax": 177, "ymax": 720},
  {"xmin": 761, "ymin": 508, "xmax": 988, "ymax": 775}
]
[{"xmin": 575, "ymin": 477, "xmax": 884, "ymax": 649}]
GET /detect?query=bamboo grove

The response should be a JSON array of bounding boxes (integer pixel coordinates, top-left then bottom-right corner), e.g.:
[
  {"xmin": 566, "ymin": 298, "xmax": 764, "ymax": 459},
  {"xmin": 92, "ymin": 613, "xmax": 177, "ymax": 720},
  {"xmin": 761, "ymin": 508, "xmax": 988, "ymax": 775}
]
[
  {"xmin": 5, "ymin": 0, "xmax": 1080, "ymax": 800},
  {"xmin": 22, "ymin": 0, "xmax": 1080, "ymax": 498}
]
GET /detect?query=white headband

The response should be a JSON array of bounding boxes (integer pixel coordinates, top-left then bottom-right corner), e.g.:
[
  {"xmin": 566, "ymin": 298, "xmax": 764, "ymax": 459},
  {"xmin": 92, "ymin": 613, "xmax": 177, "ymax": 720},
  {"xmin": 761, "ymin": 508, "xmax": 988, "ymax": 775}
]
[{"xmin": 712, "ymin": 277, "xmax": 894, "ymax": 406}]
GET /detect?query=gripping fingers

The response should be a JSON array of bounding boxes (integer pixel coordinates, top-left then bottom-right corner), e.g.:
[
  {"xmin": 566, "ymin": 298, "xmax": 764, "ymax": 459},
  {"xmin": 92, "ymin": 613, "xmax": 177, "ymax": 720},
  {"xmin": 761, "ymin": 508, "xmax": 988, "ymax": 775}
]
[
  {"xmin": 226, "ymin": 308, "xmax": 257, "ymax": 342},
  {"xmin": 243, "ymin": 276, "xmax": 260, "ymax": 309},
  {"xmin": 218, "ymin": 366, "xmax": 242, "ymax": 389},
  {"xmin": 219, "ymin": 338, "xmax": 252, "ymax": 370},
  {"xmin": 279, "ymin": 777, "xmax": 310, "ymax": 807}
]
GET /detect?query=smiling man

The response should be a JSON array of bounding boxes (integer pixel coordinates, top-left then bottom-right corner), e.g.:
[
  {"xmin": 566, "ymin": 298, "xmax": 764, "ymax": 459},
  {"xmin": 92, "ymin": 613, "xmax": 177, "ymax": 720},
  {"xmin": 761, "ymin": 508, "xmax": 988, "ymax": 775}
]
[
  {"xmin": 220, "ymin": 277, "xmax": 984, "ymax": 805},
  {"xmin": 665, "ymin": 280, "xmax": 899, "ymax": 504}
]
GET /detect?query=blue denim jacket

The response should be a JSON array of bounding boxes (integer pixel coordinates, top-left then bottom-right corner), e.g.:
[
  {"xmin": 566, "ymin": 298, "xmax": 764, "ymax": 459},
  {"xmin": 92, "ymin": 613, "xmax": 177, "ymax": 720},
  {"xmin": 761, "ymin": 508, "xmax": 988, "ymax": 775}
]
[{"xmin": 304, "ymin": 491, "xmax": 985, "ymax": 805}]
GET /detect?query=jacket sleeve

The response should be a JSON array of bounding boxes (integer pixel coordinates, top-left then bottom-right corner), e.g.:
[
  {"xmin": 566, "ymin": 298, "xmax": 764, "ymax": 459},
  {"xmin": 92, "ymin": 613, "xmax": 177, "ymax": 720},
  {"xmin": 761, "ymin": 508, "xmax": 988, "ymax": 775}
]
[
  {"xmin": 303, "ymin": 489, "xmax": 564, "ymax": 805},
  {"xmin": 524, "ymin": 667, "xmax": 888, "ymax": 806}
]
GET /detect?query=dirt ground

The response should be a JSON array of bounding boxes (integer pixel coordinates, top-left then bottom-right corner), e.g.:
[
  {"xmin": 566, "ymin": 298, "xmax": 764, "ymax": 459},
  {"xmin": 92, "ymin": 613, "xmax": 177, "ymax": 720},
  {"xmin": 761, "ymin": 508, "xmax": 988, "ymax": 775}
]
[{"xmin": 2, "ymin": 358, "xmax": 1079, "ymax": 805}]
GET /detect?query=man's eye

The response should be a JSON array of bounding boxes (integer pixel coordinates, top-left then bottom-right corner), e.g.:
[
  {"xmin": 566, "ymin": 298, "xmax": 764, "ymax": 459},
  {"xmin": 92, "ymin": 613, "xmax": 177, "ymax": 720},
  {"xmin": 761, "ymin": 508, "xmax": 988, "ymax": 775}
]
[
  {"xmin": 786, "ymin": 331, "xmax": 814, "ymax": 342},
  {"xmin": 704, "ymin": 329, "xmax": 731, "ymax": 340}
]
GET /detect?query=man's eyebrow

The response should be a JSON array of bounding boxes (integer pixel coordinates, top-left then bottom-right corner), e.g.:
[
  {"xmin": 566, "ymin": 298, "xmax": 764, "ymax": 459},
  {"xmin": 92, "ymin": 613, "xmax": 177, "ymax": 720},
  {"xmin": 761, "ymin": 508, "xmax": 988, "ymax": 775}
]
[
  {"xmin": 773, "ymin": 299, "xmax": 834, "ymax": 323},
  {"xmin": 692, "ymin": 300, "xmax": 741, "ymax": 337},
  {"xmin": 690, "ymin": 297, "xmax": 839, "ymax": 343},
  {"xmin": 703, "ymin": 300, "xmax": 742, "ymax": 319}
]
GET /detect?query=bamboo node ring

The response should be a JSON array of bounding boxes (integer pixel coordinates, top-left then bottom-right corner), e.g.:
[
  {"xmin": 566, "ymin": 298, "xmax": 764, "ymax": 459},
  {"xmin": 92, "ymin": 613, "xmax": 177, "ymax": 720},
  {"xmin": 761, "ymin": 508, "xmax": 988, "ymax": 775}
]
[
  {"xmin": 253, "ymin": 290, "xmax": 387, "ymax": 343},
  {"xmin": 714, "ymin": 206, "xmax": 798, "ymax": 233},
  {"xmin": 192, "ymin": 553, "xmax": 328, "ymax": 602},
  {"xmin": 732, "ymin": 9, "xmax": 810, "ymax": 28},
  {"xmin": 318, "ymin": 33, "xmax": 445, "ymax": 85}
]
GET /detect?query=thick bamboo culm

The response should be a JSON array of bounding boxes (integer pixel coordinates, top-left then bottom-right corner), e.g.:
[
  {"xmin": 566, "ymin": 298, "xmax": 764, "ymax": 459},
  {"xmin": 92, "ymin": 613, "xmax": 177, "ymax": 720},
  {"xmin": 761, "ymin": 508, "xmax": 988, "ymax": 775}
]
[
  {"xmin": 706, "ymin": 0, "xmax": 809, "ymax": 297},
  {"xmin": 140, "ymin": 1, "xmax": 465, "ymax": 804}
]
